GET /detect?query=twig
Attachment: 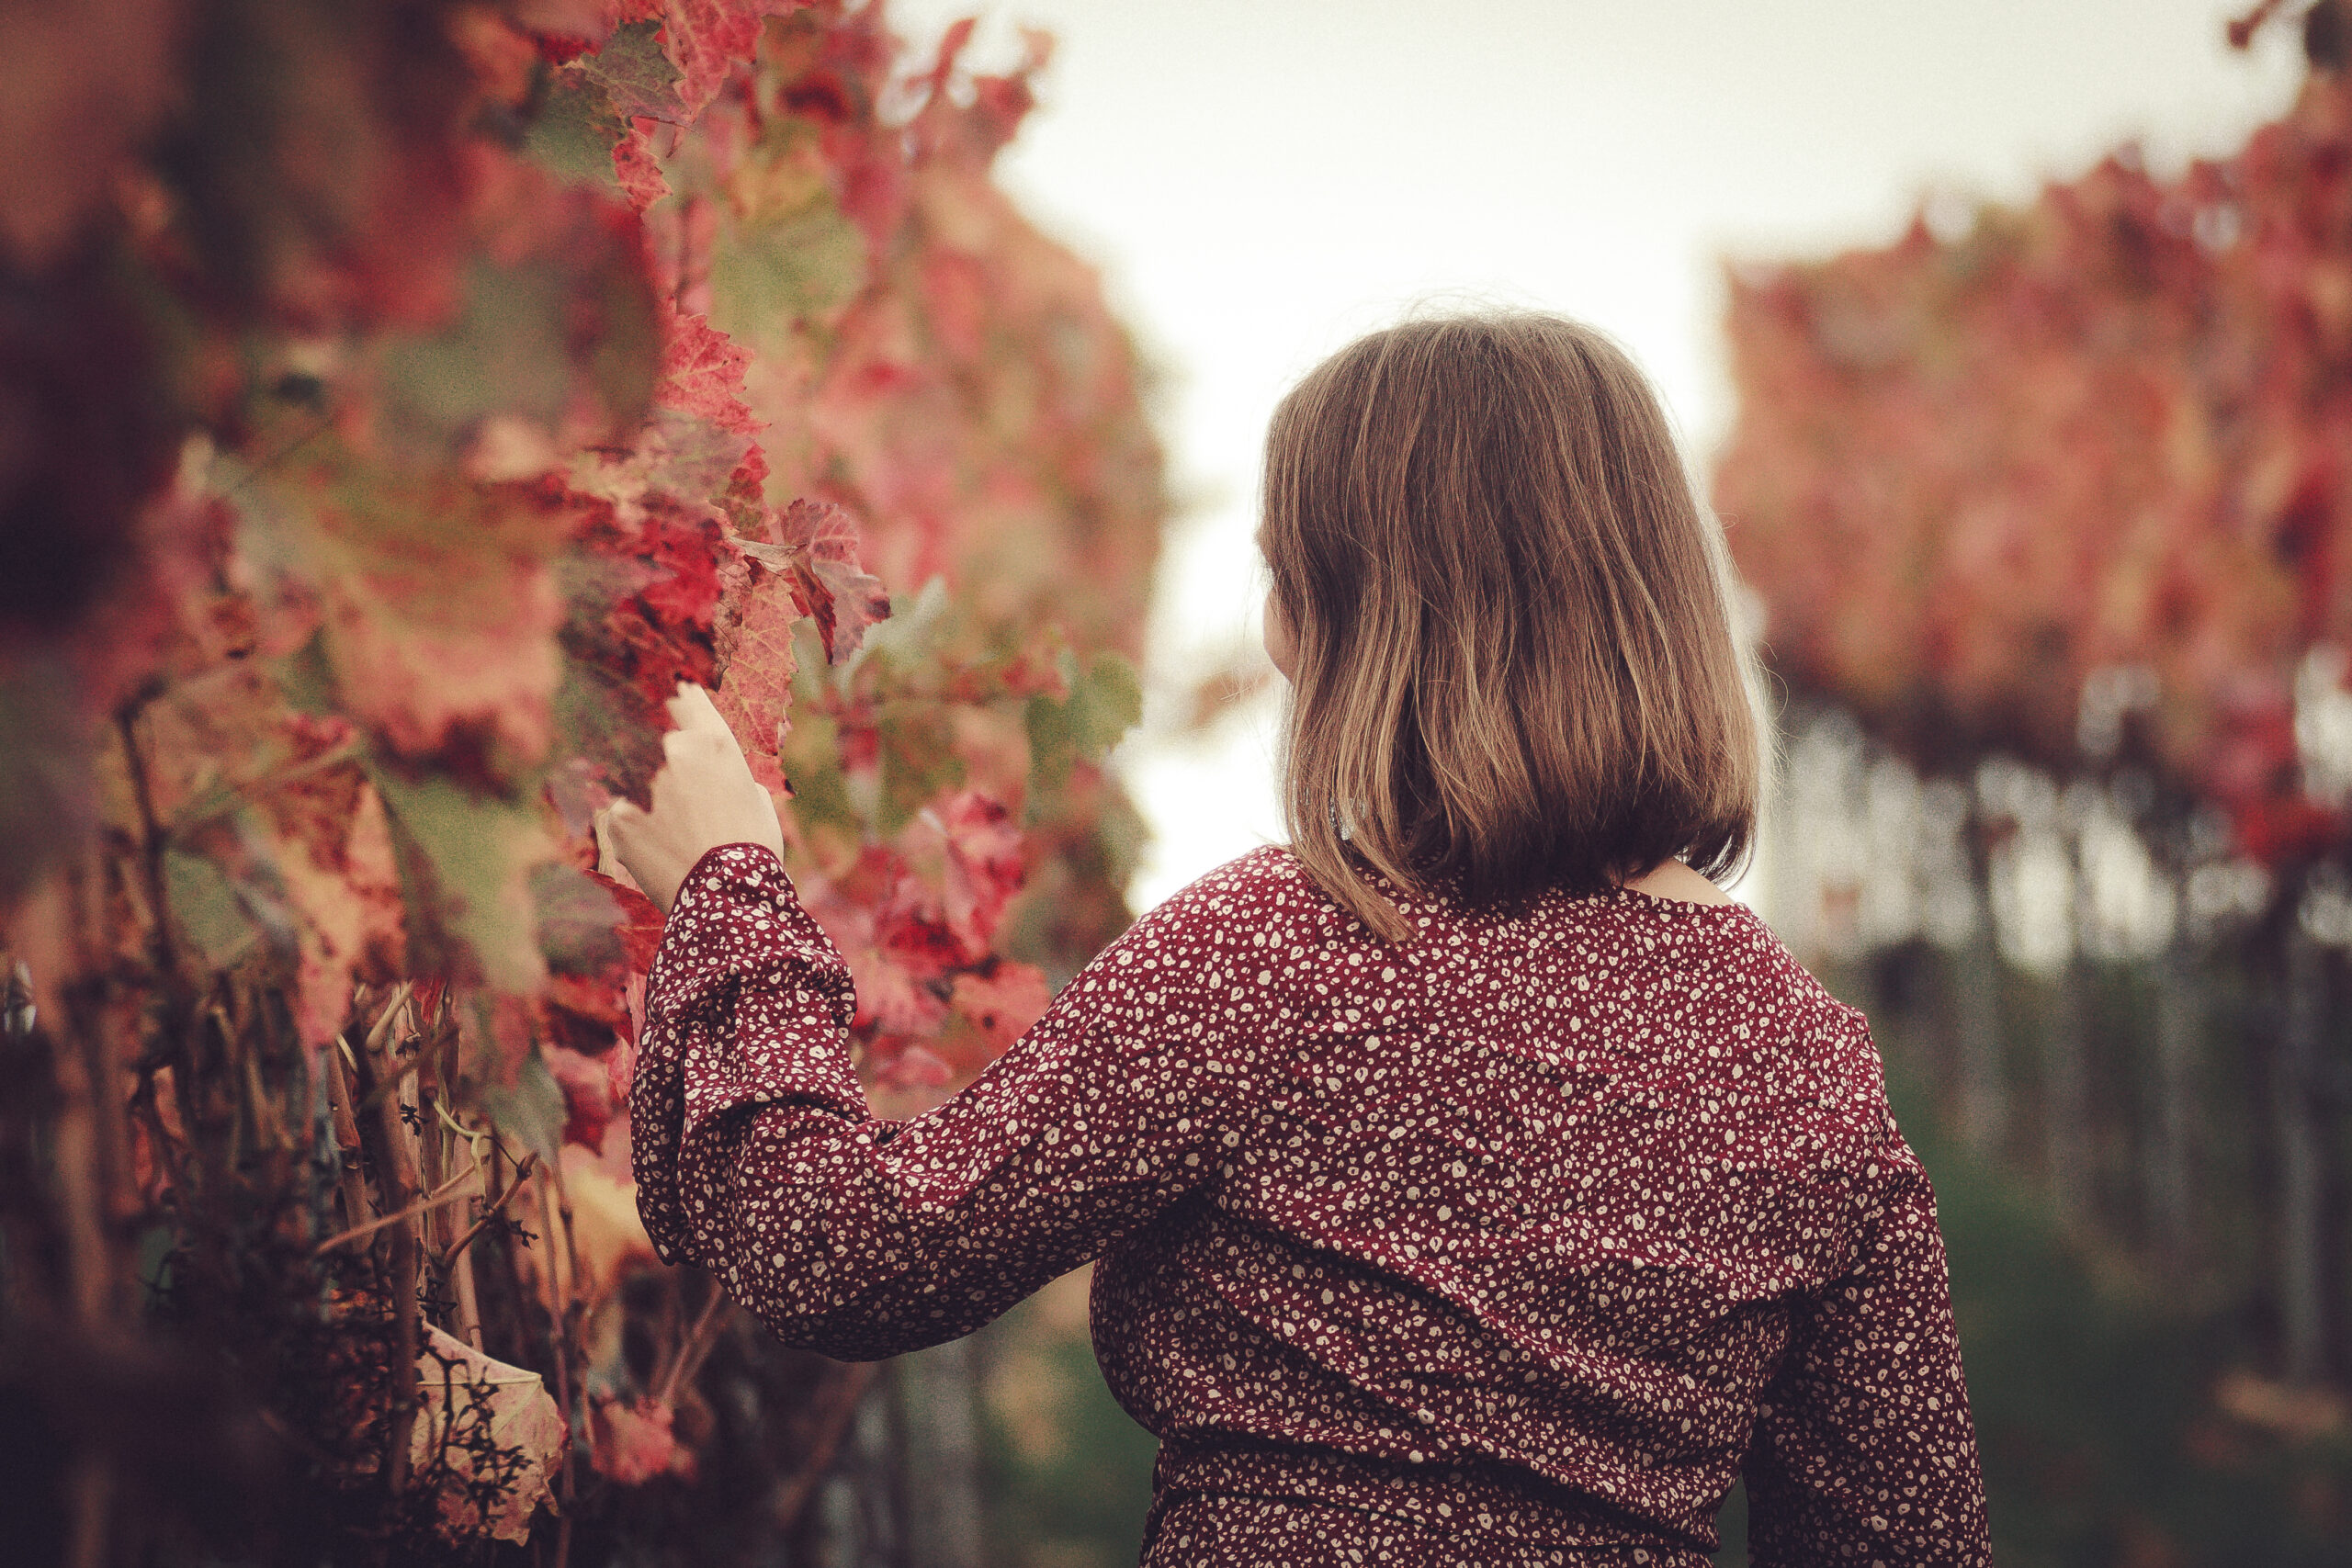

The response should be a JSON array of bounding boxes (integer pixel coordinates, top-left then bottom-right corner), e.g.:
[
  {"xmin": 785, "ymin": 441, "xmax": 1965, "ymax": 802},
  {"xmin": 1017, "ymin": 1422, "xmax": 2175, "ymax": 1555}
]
[
  {"xmin": 311, "ymin": 1168, "xmax": 478, "ymax": 1257},
  {"xmin": 768, "ymin": 1363, "xmax": 878, "ymax": 1538},
  {"xmin": 65, "ymin": 1448, "xmax": 113, "ymax": 1568},
  {"xmin": 323, "ymin": 1035, "xmax": 375, "ymax": 1231},
  {"xmin": 361, "ymin": 997, "xmax": 424, "ymax": 1495},
  {"xmin": 435, "ymin": 1152, "xmax": 539, "ymax": 1271},
  {"xmin": 525, "ymin": 1159, "xmax": 581, "ymax": 1568},
  {"xmin": 216, "ymin": 410, "xmax": 334, "ymax": 500},
  {"xmin": 2230, "ymin": 0, "xmax": 2290, "ymax": 49},
  {"xmin": 365, "ymin": 981, "xmax": 413, "ymax": 1058},
  {"xmin": 113, "ymin": 707, "xmax": 181, "ymax": 998},
  {"xmin": 652, "ymin": 1278, "xmax": 735, "ymax": 1406}
]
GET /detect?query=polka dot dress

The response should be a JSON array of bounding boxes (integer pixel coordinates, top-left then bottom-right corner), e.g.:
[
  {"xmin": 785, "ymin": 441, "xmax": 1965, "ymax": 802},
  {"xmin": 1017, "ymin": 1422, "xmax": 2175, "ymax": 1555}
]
[{"xmin": 632, "ymin": 844, "xmax": 1990, "ymax": 1566}]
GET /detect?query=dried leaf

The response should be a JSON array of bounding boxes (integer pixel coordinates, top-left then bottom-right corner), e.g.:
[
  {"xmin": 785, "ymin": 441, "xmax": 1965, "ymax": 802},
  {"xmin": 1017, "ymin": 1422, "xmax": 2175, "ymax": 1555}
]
[{"xmin": 410, "ymin": 1323, "xmax": 568, "ymax": 1545}]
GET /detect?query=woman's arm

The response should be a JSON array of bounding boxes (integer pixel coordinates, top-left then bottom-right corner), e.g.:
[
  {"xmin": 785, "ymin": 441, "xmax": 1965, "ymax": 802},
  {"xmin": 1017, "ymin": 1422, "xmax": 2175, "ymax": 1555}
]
[
  {"xmin": 1741, "ymin": 1153, "xmax": 1992, "ymax": 1566},
  {"xmin": 627, "ymin": 839, "xmax": 1269, "ymax": 1360}
]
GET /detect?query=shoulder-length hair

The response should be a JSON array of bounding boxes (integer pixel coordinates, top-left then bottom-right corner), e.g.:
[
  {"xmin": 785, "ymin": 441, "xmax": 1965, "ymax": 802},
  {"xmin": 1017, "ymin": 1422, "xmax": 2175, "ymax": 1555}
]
[{"xmin": 1262, "ymin": 310, "xmax": 1762, "ymax": 942}]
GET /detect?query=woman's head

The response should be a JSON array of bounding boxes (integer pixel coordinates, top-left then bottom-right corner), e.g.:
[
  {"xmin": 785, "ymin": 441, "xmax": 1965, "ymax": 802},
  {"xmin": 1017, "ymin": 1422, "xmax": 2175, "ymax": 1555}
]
[{"xmin": 1260, "ymin": 310, "xmax": 1761, "ymax": 942}]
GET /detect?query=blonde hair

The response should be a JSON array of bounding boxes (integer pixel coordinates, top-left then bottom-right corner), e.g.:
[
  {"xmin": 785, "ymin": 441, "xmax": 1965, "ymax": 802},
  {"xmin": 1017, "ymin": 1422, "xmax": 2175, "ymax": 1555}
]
[{"xmin": 1262, "ymin": 311, "xmax": 1761, "ymax": 942}]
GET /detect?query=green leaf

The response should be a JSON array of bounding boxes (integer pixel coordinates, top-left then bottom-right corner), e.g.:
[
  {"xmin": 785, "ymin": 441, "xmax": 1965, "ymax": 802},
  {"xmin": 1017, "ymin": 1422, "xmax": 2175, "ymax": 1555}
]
[
  {"xmin": 164, "ymin": 847, "xmax": 262, "ymax": 969},
  {"xmin": 371, "ymin": 768, "xmax": 548, "ymax": 994},
  {"xmin": 780, "ymin": 707, "xmax": 859, "ymax": 836},
  {"xmin": 876, "ymin": 703, "xmax": 964, "ymax": 837},
  {"xmin": 574, "ymin": 22, "xmax": 687, "ymax": 123},
  {"xmin": 380, "ymin": 260, "xmax": 583, "ymax": 442},
  {"xmin": 1067, "ymin": 652, "xmax": 1142, "ymax": 758},
  {"xmin": 523, "ymin": 74, "xmax": 627, "ymax": 195},
  {"xmin": 477, "ymin": 1044, "xmax": 567, "ymax": 1169},
  {"xmin": 1025, "ymin": 651, "xmax": 1141, "ymax": 807},
  {"xmin": 707, "ymin": 206, "xmax": 868, "ymax": 337},
  {"xmin": 855, "ymin": 576, "xmax": 953, "ymax": 679},
  {"xmin": 369, "ymin": 181, "xmax": 658, "ymax": 459}
]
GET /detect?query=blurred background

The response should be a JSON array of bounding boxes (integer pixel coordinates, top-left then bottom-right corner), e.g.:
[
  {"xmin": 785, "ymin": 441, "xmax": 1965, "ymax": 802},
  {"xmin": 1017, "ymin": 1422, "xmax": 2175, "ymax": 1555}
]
[
  {"xmin": 3, "ymin": 1, "xmax": 2349, "ymax": 1565},
  {"xmin": 873, "ymin": 2, "xmax": 2352, "ymax": 1564}
]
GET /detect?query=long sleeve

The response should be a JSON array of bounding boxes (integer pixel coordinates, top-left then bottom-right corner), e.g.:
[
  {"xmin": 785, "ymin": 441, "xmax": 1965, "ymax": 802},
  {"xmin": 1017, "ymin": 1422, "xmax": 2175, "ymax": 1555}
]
[
  {"xmin": 1742, "ymin": 1149, "xmax": 1992, "ymax": 1566},
  {"xmin": 628, "ymin": 842, "xmax": 1266, "ymax": 1361}
]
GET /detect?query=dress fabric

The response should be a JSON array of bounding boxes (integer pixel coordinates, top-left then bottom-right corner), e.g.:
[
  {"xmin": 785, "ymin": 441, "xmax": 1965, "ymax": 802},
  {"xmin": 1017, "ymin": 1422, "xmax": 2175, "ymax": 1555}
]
[{"xmin": 630, "ymin": 843, "xmax": 1992, "ymax": 1567}]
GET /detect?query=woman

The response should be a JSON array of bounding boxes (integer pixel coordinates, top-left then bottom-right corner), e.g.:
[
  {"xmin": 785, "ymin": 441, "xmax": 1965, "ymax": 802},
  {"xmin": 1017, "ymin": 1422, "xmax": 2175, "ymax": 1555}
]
[{"xmin": 610, "ymin": 312, "xmax": 1992, "ymax": 1566}]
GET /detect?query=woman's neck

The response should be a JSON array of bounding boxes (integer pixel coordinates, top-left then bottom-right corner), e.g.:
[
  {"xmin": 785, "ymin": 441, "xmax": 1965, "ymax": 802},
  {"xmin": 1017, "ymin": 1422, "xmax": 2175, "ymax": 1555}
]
[{"xmin": 1622, "ymin": 859, "xmax": 1735, "ymax": 907}]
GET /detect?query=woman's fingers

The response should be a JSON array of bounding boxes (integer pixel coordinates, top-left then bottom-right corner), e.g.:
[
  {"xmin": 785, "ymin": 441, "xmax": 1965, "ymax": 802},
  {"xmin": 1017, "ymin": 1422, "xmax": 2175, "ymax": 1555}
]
[
  {"xmin": 594, "ymin": 682, "xmax": 784, "ymax": 917},
  {"xmin": 593, "ymin": 804, "xmax": 631, "ymax": 883},
  {"xmin": 666, "ymin": 680, "xmax": 730, "ymax": 734}
]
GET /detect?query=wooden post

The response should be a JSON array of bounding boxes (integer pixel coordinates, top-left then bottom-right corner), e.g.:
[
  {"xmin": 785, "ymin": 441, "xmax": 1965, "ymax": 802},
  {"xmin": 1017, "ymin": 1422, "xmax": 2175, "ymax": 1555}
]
[
  {"xmin": 1953, "ymin": 930, "xmax": 2007, "ymax": 1160},
  {"xmin": 2147, "ymin": 942, "xmax": 2199, "ymax": 1271},
  {"xmin": 2042, "ymin": 962, "xmax": 2092, "ymax": 1232},
  {"xmin": 899, "ymin": 1337, "xmax": 985, "ymax": 1568},
  {"xmin": 2277, "ymin": 920, "xmax": 2326, "ymax": 1384}
]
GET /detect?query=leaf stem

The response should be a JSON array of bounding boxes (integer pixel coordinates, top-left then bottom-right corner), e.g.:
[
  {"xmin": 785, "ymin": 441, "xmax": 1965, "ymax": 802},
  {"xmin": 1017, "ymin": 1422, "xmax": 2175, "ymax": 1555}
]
[
  {"xmin": 311, "ymin": 1168, "xmax": 476, "ymax": 1257},
  {"xmin": 652, "ymin": 1277, "xmax": 733, "ymax": 1406},
  {"xmin": 434, "ymin": 1151, "xmax": 538, "ymax": 1272}
]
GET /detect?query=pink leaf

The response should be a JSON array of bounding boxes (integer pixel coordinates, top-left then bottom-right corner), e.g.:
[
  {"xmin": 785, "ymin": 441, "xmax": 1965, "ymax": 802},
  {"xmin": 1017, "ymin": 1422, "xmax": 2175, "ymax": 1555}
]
[
  {"xmin": 748, "ymin": 498, "xmax": 891, "ymax": 664},
  {"xmin": 590, "ymin": 1393, "xmax": 693, "ymax": 1484}
]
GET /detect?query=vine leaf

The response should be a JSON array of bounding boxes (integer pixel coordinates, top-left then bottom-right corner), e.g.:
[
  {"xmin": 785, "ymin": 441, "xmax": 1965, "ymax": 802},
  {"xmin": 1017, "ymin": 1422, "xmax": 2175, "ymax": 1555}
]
[
  {"xmin": 743, "ymin": 499, "xmax": 891, "ymax": 665},
  {"xmin": 411, "ymin": 1323, "xmax": 569, "ymax": 1545},
  {"xmin": 573, "ymin": 21, "xmax": 688, "ymax": 122}
]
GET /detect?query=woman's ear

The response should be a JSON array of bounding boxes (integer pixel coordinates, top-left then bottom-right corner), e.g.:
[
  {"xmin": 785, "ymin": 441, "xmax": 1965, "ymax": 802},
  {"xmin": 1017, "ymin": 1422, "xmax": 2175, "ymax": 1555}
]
[{"xmin": 1262, "ymin": 590, "xmax": 1297, "ymax": 682}]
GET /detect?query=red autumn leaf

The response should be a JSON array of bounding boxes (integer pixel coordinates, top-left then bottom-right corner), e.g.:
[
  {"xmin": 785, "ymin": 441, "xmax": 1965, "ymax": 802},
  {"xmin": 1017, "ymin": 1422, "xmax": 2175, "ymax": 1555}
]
[
  {"xmin": 657, "ymin": 300, "xmax": 763, "ymax": 436},
  {"xmin": 545, "ymin": 1040, "xmax": 623, "ymax": 1151},
  {"xmin": 949, "ymin": 962, "xmax": 1049, "ymax": 1053},
  {"xmin": 591, "ymin": 1393, "xmax": 693, "ymax": 1485},
  {"xmin": 797, "ymin": 867, "xmax": 949, "ymax": 1039},
  {"xmin": 510, "ymin": 0, "xmax": 656, "ymax": 49},
  {"xmin": 742, "ymin": 498, "xmax": 891, "ymax": 665},
  {"xmin": 571, "ymin": 18, "xmax": 689, "ymax": 122},
  {"xmin": 14, "ymin": 8, "xmax": 1173, "ymax": 1558},
  {"xmin": 562, "ymin": 503, "xmax": 729, "ymax": 802},
  {"xmin": 588, "ymin": 867, "xmax": 668, "ymax": 974},
  {"xmin": 1714, "ymin": 73, "xmax": 2352, "ymax": 864},
  {"xmin": 655, "ymin": 0, "xmax": 805, "ymax": 128},
  {"xmin": 710, "ymin": 540, "xmax": 801, "ymax": 792},
  {"xmin": 876, "ymin": 1042, "xmax": 954, "ymax": 1090},
  {"xmin": 612, "ymin": 118, "xmax": 671, "ymax": 209},
  {"xmin": 933, "ymin": 788, "xmax": 1026, "ymax": 961}
]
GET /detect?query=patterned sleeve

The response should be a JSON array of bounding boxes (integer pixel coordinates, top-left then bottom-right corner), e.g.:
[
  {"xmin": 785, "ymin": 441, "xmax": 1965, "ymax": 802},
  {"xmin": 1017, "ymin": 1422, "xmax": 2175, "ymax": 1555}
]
[
  {"xmin": 1741, "ymin": 1146, "xmax": 1992, "ymax": 1566},
  {"xmin": 628, "ymin": 841, "xmax": 1264, "ymax": 1361}
]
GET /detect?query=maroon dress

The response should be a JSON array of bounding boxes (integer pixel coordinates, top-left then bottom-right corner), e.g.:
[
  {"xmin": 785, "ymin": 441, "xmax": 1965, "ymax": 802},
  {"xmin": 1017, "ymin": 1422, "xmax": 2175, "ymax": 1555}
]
[{"xmin": 630, "ymin": 843, "xmax": 1992, "ymax": 1566}]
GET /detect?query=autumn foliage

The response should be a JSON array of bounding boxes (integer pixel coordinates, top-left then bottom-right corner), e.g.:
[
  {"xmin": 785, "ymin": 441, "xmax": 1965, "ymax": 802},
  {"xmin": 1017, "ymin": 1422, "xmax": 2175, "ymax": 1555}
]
[
  {"xmin": 1716, "ymin": 15, "xmax": 2352, "ymax": 867},
  {"xmin": 0, "ymin": 1, "xmax": 1160, "ymax": 1561}
]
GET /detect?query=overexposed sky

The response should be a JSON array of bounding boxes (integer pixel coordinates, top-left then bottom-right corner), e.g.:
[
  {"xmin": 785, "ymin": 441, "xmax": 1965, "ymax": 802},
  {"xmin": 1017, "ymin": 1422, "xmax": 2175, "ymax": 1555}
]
[{"xmin": 887, "ymin": 0, "xmax": 2309, "ymax": 911}]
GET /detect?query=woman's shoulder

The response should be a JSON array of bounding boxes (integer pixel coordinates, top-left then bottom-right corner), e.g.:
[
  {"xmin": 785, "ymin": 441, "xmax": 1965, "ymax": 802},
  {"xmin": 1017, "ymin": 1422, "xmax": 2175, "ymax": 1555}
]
[
  {"xmin": 1532, "ymin": 889, "xmax": 1892, "ymax": 1126},
  {"xmin": 1128, "ymin": 845, "xmax": 1338, "ymax": 946}
]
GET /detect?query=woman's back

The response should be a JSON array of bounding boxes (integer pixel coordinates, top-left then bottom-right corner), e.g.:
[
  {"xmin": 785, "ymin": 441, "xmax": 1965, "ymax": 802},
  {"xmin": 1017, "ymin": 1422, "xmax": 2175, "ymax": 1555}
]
[
  {"xmin": 628, "ymin": 836, "xmax": 1985, "ymax": 1565},
  {"xmin": 1080, "ymin": 848, "xmax": 1983, "ymax": 1563}
]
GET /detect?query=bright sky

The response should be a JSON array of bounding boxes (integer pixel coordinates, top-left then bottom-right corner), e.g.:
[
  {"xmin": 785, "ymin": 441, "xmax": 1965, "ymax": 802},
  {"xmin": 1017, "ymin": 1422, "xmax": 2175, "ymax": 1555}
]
[{"xmin": 887, "ymin": 0, "xmax": 2309, "ymax": 913}]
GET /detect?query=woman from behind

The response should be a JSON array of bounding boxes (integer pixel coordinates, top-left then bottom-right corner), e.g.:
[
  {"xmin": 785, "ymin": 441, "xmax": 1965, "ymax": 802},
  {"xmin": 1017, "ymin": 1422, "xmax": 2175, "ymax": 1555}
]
[{"xmin": 613, "ymin": 311, "xmax": 1992, "ymax": 1566}]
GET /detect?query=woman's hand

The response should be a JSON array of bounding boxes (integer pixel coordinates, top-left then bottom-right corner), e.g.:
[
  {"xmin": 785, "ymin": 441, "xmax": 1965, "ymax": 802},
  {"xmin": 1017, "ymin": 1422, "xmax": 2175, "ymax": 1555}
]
[{"xmin": 600, "ymin": 682, "xmax": 786, "ymax": 914}]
